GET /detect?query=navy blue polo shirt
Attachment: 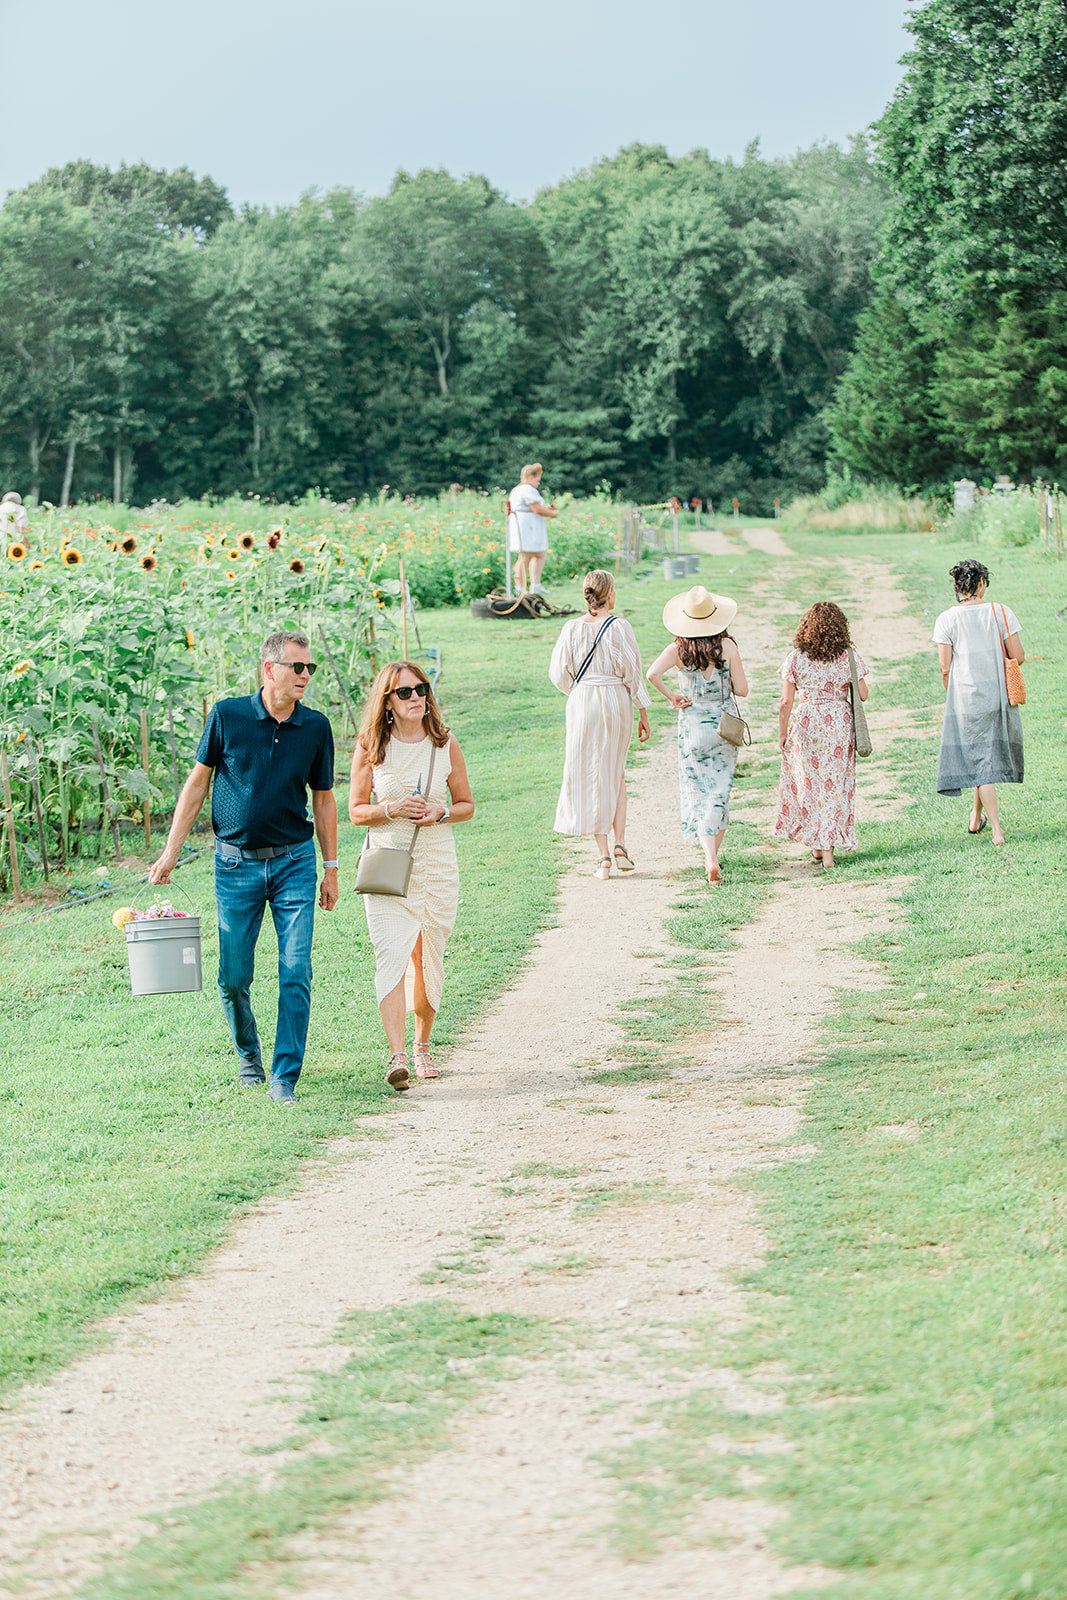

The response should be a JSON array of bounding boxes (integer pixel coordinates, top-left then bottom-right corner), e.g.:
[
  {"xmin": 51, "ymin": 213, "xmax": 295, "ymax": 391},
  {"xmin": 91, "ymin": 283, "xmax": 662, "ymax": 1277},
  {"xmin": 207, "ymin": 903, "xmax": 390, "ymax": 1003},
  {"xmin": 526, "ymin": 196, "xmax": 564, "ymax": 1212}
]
[{"xmin": 196, "ymin": 692, "xmax": 335, "ymax": 849}]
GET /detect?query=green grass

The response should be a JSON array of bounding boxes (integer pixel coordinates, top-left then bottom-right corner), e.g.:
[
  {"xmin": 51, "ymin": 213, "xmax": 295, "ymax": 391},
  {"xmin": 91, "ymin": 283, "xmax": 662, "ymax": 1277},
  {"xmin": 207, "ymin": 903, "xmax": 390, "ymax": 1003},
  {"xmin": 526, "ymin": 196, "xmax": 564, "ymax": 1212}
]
[
  {"xmin": 593, "ymin": 527, "xmax": 1067, "ymax": 1596},
  {"xmin": 0, "ymin": 547, "xmax": 771, "ymax": 1397},
  {"xmin": 68, "ymin": 1302, "xmax": 549, "ymax": 1600}
]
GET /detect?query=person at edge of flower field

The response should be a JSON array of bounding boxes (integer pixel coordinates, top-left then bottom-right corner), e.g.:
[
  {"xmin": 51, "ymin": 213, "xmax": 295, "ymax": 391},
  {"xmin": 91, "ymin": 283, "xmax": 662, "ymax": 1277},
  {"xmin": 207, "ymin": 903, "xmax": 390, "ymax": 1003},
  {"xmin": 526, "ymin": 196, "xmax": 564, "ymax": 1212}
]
[
  {"xmin": 148, "ymin": 630, "xmax": 338, "ymax": 1105},
  {"xmin": 932, "ymin": 558, "xmax": 1024, "ymax": 847},
  {"xmin": 646, "ymin": 587, "xmax": 749, "ymax": 886},
  {"xmin": 774, "ymin": 601, "xmax": 869, "ymax": 870},
  {"xmin": 549, "ymin": 568, "xmax": 651, "ymax": 880},
  {"xmin": 1, "ymin": 492, "xmax": 29, "ymax": 543},
  {"xmin": 507, "ymin": 462, "xmax": 558, "ymax": 594},
  {"xmin": 348, "ymin": 661, "xmax": 474, "ymax": 1093}
]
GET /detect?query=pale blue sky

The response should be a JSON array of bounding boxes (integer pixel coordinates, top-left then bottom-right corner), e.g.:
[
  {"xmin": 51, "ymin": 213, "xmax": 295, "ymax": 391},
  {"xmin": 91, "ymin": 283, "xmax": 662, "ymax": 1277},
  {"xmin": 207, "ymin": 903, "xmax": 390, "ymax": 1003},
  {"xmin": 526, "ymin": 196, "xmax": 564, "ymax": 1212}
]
[{"xmin": 3, "ymin": 0, "xmax": 912, "ymax": 206}]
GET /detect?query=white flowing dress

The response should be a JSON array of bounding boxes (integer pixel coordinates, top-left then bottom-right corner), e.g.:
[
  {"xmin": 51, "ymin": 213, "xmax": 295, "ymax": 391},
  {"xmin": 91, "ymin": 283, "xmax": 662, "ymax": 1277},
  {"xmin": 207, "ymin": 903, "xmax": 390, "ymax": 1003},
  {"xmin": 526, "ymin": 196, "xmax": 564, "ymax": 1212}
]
[
  {"xmin": 362, "ymin": 735, "xmax": 457, "ymax": 1011},
  {"xmin": 549, "ymin": 614, "xmax": 651, "ymax": 835},
  {"xmin": 932, "ymin": 602, "xmax": 1024, "ymax": 795}
]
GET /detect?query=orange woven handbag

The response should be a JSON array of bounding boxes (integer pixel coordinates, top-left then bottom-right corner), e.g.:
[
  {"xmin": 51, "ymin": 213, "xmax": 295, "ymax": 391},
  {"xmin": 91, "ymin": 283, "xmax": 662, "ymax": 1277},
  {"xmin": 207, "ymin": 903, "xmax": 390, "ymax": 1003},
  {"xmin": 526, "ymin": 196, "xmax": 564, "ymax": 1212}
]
[{"xmin": 997, "ymin": 603, "xmax": 1026, "ymax": 706}]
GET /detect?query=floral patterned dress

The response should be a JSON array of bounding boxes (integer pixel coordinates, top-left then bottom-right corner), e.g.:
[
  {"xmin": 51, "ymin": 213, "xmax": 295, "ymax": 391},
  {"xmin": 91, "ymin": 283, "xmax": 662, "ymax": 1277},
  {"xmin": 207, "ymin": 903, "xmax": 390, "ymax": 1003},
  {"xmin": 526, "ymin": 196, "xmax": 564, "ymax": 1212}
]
[
  {"xmin": 677, "ymin": 666, "xmax": 738, "ymax": 838},
  {"xmin": 773, "ymin": 649, "xmax": 868, "ymax": 852}
]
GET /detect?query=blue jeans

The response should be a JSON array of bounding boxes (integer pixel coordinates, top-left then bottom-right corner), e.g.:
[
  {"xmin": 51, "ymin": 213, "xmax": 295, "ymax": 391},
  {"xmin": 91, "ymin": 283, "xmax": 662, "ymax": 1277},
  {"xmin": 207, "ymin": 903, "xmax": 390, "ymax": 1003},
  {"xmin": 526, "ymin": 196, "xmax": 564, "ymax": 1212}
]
[{"xmin": 214, "ymin": 840, "xmax": 317, "ymax": 1094}]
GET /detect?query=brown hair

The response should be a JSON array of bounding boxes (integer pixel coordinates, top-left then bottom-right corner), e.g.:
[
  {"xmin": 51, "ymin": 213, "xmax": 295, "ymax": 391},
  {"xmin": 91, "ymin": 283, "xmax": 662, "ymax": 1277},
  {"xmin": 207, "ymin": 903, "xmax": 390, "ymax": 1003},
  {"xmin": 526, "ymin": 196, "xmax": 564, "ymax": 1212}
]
[
  {"xmin": 794, "ymin": 602, "xmax": 852, "ymax": 663},
  {"xmin": 358, "ymin": 660, "xmax": 450, "ymax": 767},
  {"xmin": 582, "ymin": 568, "xmax": 614, "ymax": 612},
  {"xmin": 676, "ymin": 632, "xmax": 733, "ymax": 672}
]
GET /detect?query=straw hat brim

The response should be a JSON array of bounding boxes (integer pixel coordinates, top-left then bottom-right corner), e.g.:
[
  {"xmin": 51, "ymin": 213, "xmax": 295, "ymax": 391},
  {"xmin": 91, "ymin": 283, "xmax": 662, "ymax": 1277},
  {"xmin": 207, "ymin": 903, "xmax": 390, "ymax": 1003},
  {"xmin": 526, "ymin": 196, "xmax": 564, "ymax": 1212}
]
[{"xmin": 662, "ymin": 588, "xmax": 738, "ymax": 637}]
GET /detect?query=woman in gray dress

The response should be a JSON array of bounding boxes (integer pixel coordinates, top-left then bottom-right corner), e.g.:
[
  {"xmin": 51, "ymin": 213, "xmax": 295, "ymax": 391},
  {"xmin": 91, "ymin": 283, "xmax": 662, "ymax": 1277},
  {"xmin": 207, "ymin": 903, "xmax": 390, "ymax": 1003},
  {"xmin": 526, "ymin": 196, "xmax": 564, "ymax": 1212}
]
[
  {"xmin": 647, "ymin": 587, "xmax": 748, "ymax": 884},
  {"xmin": 933, "ymin": 559, "xmax": 1024, "ymax": 845}
]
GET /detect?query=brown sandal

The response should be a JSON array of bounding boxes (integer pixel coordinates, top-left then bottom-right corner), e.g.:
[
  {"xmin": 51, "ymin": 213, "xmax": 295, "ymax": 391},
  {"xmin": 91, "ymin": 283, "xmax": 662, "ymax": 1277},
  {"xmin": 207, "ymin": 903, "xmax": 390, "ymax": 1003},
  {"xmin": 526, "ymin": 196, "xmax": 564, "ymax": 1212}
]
[{"xmin": 386, "ymin": 1052, "xmax": 410, "ymax": 1091}]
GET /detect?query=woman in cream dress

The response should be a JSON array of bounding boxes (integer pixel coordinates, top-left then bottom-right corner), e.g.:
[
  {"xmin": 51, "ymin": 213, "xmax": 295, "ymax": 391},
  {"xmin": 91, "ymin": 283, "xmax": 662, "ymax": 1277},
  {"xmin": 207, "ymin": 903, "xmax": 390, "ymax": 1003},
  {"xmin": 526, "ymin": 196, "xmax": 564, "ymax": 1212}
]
[
  {"xmin": 549, "ymin": 569, "xmax": 651, "ymax": 879},
  {"xmin": 349, "ymin": 662, "xmax": 474, "ymax": 1091}
]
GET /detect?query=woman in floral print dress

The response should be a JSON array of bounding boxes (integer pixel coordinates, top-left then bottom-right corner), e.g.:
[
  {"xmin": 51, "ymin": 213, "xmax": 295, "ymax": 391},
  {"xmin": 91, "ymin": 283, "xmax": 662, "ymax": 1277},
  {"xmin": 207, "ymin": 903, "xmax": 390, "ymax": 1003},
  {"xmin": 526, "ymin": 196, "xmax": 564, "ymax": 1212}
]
[
  {"xmin": 647, "ymin": 586, "xmax": 749, "ymax": 885},
  {"xmin": 774, "ymin": 602, "xmax": 869, "ymax": 868}
]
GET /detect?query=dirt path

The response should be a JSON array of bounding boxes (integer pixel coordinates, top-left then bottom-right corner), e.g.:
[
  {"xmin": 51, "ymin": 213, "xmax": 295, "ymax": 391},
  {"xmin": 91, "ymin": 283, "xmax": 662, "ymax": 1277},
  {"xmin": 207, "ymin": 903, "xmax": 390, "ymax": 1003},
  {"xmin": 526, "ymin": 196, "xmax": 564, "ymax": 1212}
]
[{"xmin": 0, "ymin": 542, "xmax": 929, "ymax": 1599}]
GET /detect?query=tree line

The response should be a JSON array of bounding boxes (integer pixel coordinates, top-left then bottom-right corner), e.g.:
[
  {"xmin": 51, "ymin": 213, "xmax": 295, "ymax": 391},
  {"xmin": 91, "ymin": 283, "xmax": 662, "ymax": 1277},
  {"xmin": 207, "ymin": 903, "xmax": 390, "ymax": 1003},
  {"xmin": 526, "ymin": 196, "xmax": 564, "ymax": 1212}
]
[
  {"xmin": 0, "ymin": 142, "xmax": 886, "ymax": 511},
  {"xmin": 829, "ymin": 0, "xmax": 1067, "ymax": 489}
]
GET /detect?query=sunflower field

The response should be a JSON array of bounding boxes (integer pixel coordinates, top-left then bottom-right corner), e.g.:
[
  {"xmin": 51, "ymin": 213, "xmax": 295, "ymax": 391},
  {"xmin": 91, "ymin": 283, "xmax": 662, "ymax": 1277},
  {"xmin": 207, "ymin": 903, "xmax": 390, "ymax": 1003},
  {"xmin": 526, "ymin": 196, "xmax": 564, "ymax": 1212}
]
[{"xmin": 0, "ymin": 490, "xmax": 617, "ymax": 883}]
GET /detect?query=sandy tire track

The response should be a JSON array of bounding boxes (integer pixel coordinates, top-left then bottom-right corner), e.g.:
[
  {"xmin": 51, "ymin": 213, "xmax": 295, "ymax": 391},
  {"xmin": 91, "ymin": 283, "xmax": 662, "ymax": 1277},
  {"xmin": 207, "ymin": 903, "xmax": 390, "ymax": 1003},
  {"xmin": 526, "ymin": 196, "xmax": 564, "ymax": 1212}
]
[{"xmin": 0, "ymin": 540, "xmax": 923, "ymax": 1598}]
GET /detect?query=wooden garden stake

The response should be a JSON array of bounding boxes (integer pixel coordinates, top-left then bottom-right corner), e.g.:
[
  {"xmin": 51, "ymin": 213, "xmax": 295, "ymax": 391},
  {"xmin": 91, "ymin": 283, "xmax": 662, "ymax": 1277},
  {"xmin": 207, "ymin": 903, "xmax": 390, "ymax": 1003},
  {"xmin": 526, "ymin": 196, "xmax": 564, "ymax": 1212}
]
[
  {"xmin": 1, "ymin": 749, "xmax": 22, "ymax": 900},
  {"xmin": 366, "ymin": 614, "xmax": 379, "ymax": 675},
  {"xmin": 140, "ymin": 707, "xmax": 152, "ymax": 850},
  {"xmin": 318, "ymin": 628, "xmax": 359, "ymax": 733},
  {"xmin": 29, "ymin": 740, "xmax": 49, "ymax": 880},
  {"xmin": 399, "ymin": 557, "xmax": 409, "ymax": 660},
  {"xmin": 90, "ymin": 722, "xmax": 122, "ymax": 861},
  {"xmin": 166, "ymin": 696, "xmax": 180, "ymax": 804}
]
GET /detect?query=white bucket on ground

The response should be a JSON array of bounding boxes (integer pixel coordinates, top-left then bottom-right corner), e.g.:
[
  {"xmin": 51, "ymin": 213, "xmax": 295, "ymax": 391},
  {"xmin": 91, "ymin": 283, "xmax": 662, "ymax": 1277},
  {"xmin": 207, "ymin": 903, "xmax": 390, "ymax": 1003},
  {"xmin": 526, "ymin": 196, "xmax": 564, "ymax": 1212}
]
[{"xmin": 126, "ymin": 916, "xmax": 203, "ymax": 995}]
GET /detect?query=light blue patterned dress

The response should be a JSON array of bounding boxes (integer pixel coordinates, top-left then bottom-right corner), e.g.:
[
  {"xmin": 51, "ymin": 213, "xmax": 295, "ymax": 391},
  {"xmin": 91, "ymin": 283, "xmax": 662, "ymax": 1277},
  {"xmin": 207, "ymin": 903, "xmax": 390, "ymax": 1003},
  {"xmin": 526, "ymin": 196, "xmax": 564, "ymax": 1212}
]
[{"xmin": 677, "ymin": 667, "xmax": 738, "ymax": 838}]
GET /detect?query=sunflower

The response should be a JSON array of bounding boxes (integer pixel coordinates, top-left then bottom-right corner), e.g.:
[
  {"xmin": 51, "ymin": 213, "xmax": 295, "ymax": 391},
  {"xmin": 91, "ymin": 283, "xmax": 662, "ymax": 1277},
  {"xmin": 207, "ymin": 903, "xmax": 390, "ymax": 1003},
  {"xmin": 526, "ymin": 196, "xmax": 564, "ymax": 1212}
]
[
  {"xmin": 226, "ymin": 570, "xmax": 237, "ymax": 583},
  {"xmin": 12, "ymin": 659, "xmax": 32, "ymax": 675},
  {"xmin": 185, "ymin": 630, "xmax": 195, "ymax": 649},
  {"xmin": 120, "ymin": 535, "xmax": 138, "ymax": 554},
  {"xmin": 267, "ymin": 528, "xmax": 282, "ymax": 549},
  {"xmin": 199, "ymin": 543, "xmax": 214, "ymax": 561},
  {"xmin": 63, "ymin": 547, "xmax": 83, "ymax": 566},
  {"xmin": 288, "ymin": 558, "xmax": 305, "ymax": 575},
  {"xmin": 107, "ymin": 540, "xmax": 119, "ymax": 552},
  {"xmin": 226, "ymin": 548, "xmax": 241, "ymax": 561},
  {"xmin": 239, "ymin": 533, "xmax": 255, "ymax": 551},
  {"xmin": 140, "ymin": 553, "xmax": 157, "ymax": 572},
  {"xmin": 28, "ymin": 560, "xmax": 44, "ymax": 572},
  {"xmin": 6, "ymin": 543, "xmax": 26, "ymax": 561}
]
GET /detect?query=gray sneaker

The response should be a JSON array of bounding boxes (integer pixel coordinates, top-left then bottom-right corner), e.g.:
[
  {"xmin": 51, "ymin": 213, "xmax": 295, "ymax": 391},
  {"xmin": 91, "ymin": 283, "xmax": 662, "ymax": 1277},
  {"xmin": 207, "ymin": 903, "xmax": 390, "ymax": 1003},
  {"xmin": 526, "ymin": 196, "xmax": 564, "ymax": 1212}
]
[
  {"xmin": 238, "ymin": 1058, "xmax": 265, "ymax": 1086},
  {"xmin": 269, "ymin": 1085, "xmax": 298, "ymax": 1105}
]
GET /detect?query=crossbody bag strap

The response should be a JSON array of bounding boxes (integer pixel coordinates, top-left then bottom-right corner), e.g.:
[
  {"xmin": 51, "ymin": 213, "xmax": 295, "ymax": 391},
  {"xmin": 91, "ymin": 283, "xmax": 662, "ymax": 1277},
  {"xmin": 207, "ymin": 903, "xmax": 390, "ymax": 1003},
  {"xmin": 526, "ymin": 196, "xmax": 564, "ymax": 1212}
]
[
  {"xmin": 402, "ymin": 742, "xmax": 438, "ymax": 862},
  {"xmin": 996, "ymin": 604, "xmax": 1015, "ymax": 661},
  {"xmin": 572, "ymin": 615, "xmax": 616, "ymax": 685}
]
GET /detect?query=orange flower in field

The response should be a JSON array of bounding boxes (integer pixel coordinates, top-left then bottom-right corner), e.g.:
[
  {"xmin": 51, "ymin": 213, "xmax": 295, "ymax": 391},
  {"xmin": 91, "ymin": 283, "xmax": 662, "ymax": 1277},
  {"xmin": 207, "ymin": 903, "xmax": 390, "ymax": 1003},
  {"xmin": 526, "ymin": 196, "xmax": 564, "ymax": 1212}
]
[
  {"xmin": 185, "ymin": 630, "xmax": 195, "ymax": 649},
  {"xmin": 63, "ymin": 547, "xmax": 83, "ymax": 566},
  {"xmin": 289, "ymin": 558, "xmax": 305, "ymax": 575},
  {"xmin": 267, "ymin": 530, "xmax": 281, "ymax": 550},
  {"xmin": 6, "ymin": 543, "xmax": 26, "ymax": 561},
  {"xmin": 140, "ymin": 553, "xmax": 157, "ymax": 571},
  {"xmin": 240, "ymin": 533, "xmax": 255, "ymax": 550},
  {"xmin": 226, "ymin": 571, "xmax": 237, "ymax": 583},
  {"xmin": 12, "ymin": 659, "xmax": 32, "ymax": 674},
  {"xmin": 226, "ymin": 548, "xmax": 240, "ymax": 561},
  {"xmin": 120, "ymin": 535, "xmax": 138, "ymax": 554}
]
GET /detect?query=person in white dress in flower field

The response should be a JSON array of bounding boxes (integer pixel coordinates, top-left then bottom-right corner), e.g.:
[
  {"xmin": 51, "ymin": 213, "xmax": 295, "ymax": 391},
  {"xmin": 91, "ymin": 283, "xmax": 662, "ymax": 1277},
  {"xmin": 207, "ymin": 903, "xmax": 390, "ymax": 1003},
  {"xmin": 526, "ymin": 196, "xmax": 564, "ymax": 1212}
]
[
  {"xmin": 0, "ymin": 493, "xmax": 30, "ymax": 546},
  {"xmin": 932, "ymin": 558, "xmax": 1024, "ymax": 846},
  {"xmin": 646, "ymin": 587, "xmax": 749, "ymax": 885},
  {"xmin": 549, "ymin": 569, "xmax": 651, "ymax": 880},
  {"xmin": 507, "ymin": 462, "xmax": 558, "ymax": 594},
  {"xmin": 349, "ymin": 662, "xmax": 475, "ymax": 1092}
]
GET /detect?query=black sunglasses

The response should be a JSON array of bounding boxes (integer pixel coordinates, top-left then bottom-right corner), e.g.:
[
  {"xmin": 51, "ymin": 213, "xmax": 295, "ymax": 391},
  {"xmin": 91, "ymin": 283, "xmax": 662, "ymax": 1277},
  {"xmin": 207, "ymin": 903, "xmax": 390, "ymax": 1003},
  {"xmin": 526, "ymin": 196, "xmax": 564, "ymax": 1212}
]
[
  {"xmin": 276, "ymin": 660, "xmax": 318, "ymax": 676},
  {"xmin": 393, "ymin": 682, "xmax": 430, "ymax": 701}
]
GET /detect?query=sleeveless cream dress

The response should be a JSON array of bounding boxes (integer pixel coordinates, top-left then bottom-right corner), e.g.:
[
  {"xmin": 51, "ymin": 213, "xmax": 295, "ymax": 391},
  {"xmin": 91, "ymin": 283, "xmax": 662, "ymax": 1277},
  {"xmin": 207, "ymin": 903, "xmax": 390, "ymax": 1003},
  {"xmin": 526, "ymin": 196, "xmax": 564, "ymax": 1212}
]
[{"xmin": 363, "ymin": 734, "xmax": 457, "ymax": 1011}]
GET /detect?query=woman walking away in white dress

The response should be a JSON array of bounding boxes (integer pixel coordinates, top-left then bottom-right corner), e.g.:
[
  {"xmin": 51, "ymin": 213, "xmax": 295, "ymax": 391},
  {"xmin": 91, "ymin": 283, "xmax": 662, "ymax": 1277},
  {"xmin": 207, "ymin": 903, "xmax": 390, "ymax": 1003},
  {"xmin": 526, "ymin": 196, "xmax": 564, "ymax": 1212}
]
[
  {"xmin": 349, "ymin": 661, "xmax": 475, "ymax": 1091},
  {"xmin": 933, "ymin": 559, "xmax": 1024, "ymax": 846},
  {"xmin": 549, "ymin": 569, "xmax": 651, "ymax": 879},
  {"xmin": 646, "ymin": 587, "xmax": 748, "ymax": 885}
]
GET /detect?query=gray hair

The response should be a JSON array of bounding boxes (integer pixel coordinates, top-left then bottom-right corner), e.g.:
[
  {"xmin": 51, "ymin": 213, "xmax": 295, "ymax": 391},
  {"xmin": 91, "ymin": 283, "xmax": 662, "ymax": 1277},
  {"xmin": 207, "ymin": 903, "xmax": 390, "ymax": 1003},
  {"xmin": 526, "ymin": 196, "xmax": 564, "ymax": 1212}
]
[
  {"xmin": 261, "ymin": 629, "xmax": 310, "ymax": 663},
  {"xmin": 1, "ymin": 492, "xmax": 22, "ymax": 505}
]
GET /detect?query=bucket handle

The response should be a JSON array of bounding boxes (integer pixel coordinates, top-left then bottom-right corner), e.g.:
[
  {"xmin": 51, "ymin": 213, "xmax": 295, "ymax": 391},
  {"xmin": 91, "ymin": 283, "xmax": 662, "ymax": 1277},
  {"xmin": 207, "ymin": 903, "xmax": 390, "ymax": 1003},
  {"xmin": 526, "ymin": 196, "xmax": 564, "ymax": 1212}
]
[{"xmin": 127, "ymin": 879, "xmax": 197, "ymax": 914}]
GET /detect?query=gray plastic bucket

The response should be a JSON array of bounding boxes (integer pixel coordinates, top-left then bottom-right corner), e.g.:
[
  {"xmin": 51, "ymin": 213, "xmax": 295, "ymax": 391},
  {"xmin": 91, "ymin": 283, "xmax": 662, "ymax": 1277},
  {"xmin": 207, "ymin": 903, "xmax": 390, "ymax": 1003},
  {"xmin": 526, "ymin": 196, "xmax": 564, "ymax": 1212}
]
[
  {"xmin": 683, "ymin": 553, "xmax": 701, "ymax": 575},
  {"xmin": 126, "ymin": 916, "xmax": 203, "ymax": 995},
  {"xmin": 662, "ymin": 557, "xmax": 687, "ymax": 581}
]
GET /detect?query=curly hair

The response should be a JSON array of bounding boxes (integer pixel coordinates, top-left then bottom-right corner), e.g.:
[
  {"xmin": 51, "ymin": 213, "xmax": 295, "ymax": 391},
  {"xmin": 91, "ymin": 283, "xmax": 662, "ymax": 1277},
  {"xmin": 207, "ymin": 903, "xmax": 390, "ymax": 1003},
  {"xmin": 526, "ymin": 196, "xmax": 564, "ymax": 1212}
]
[
  {"xmin": 676, "ymin": 632, "xmax": 734, "ymax": 672},
  {"xmin": 949, "ymin": 559, "xmax": 990, "ymax": 599},
  {"xmin": 794, "ymin": 602, "xmax": 852, "ymax": 663},
  {"xmin": 358, "ymin": 660, "xmax": 450, "ymax": 767}
]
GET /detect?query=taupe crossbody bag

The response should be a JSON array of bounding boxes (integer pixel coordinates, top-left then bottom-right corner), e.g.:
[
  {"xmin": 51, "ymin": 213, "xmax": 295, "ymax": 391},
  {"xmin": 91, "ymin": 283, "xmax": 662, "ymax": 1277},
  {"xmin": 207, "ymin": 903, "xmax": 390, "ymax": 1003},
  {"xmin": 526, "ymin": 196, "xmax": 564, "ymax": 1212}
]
[{"xmin": 355, "ymin": 745, "xmax": 438, "ymax": 897}]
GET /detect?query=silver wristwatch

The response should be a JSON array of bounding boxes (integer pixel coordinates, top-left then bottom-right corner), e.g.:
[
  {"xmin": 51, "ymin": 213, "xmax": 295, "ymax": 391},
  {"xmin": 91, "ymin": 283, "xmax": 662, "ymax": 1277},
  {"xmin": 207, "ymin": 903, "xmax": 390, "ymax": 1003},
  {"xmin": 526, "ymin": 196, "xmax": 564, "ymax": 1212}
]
[{"xmin": 439, "ymin": 808, "xmax": 451, "ymax": 824}]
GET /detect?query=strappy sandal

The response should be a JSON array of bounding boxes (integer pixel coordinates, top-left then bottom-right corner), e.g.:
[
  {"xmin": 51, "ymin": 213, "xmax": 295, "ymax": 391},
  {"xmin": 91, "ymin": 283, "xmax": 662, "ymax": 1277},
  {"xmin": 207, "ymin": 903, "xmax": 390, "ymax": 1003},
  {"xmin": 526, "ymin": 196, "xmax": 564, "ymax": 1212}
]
[
  {"xmin": 594, "ymin": 858, "xmax": 612, "ymax": 880},
  {"xmin": 413, "ymin": 1042, "xmax": 440, "ymax": 1080},
  {"xmin": 613, "ymin": 846, "xmax": 636, "ymax": 873},
  {"xmin": 385, "ymin": 1051, "xmax": 410, "ymax": 1091}
]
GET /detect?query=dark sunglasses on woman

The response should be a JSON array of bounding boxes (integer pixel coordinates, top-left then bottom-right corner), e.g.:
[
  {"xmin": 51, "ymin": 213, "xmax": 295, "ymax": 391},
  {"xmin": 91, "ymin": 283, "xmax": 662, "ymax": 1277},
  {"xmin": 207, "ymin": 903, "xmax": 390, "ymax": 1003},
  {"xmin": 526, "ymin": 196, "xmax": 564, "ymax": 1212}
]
[{"xmin": 393, "ymin": 682, "xmax": 430, "ymax": 700}]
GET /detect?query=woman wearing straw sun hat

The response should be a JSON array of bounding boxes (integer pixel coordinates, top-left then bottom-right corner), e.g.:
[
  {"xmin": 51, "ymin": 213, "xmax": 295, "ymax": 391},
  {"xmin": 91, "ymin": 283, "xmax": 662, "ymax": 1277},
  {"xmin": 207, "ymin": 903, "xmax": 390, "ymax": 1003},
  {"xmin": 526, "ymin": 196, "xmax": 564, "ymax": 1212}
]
[{"xmin": 647, "ymin": 587, "xmax": 748, "ymax": 885}]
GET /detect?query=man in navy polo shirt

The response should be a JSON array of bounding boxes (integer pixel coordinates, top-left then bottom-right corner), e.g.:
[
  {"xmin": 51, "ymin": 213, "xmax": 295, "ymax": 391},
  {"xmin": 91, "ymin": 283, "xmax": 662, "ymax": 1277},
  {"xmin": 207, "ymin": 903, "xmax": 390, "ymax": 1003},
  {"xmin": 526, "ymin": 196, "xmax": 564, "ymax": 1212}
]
[{"xmin": 149, "ymin": 630, "xmax": 339, "ymax": 1103}]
